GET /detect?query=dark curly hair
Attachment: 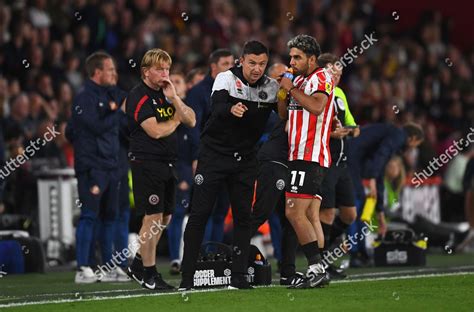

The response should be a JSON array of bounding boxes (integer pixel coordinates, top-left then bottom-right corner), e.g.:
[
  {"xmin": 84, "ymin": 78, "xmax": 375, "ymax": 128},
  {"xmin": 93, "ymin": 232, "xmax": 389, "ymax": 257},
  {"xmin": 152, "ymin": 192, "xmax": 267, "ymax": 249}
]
[{"xmin": 287, "ymin": 35, "xmax": 321, "ymax": 57}]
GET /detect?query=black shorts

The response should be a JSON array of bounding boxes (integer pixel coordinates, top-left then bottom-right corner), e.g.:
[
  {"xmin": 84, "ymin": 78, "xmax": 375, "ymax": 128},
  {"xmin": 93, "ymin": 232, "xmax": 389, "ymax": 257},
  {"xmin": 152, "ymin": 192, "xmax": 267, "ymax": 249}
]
[
  {"xmin": 130, "ymin": 160, "xmax": 177, "ymax": 215},
  {"xmin": 320, "ymin": 162, "xmax": 356, "ymax": 209},
  {"xmin": 285, "ymin": 160, "xmax": 326, "ymax": 199}
]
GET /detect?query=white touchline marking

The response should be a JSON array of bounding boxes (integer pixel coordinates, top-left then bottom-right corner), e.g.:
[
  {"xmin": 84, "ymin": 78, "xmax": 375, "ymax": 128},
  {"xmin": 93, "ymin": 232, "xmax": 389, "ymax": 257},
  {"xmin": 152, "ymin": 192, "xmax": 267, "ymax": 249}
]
[
  {"xmin": 332, "ymin": 271, "xmax": 474, "ymax": 283},
  {"xmin": 0, "ymin": 288, "xmax": 147, "ymax": 300},
  {"xmin": 268, "ymin": 265, "xmax": 474, "ymax": 282},
  {"xmin": 1, "ymin": 271, "xmax": 473, "ymax": 308},
  {"xmin": 347, "ymin": 265, "xmax": 474, "ymax": 278}
]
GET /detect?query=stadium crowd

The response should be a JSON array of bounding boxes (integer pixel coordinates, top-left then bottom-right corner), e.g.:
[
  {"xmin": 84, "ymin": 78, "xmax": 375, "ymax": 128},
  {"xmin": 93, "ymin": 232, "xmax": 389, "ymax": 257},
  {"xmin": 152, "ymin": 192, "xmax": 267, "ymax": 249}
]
[{"xmin": 0, "ymin": 0, "xmax": 473, "ymax": 283}]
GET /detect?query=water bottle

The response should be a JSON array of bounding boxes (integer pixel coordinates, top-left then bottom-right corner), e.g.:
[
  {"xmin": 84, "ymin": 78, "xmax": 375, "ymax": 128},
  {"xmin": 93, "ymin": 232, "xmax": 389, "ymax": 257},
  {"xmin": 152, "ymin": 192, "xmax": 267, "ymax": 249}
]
[{"xmin": 277, "ymin": 69, "xmax": 294, "ymax": 101}]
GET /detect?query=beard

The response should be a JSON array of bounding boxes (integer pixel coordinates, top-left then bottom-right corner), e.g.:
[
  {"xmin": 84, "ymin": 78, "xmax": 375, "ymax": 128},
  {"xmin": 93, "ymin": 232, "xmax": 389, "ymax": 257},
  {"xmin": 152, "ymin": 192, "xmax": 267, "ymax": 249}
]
[
  {"xmin": 291, "ymin": 66, "xmax": 303, "ymax": 76},
  {"xmin": 293, "ymin": 63, "xmax": 310, "ymax": 76}
]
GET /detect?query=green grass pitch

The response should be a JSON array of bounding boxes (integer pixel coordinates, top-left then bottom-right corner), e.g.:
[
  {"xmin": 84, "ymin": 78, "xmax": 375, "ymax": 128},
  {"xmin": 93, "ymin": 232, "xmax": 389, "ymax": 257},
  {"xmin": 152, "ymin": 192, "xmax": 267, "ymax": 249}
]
[{"xmin": 1, "ymin": 253, "xmax": 473, "ymax": 311}]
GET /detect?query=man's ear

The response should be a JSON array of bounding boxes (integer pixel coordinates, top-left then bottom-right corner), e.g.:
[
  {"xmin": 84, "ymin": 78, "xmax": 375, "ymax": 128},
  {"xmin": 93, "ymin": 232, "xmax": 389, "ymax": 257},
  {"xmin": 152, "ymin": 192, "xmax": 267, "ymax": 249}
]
[
  {"xmin": 91, "ymin": 68, "xmax": 100, "ymax": 79},
  {"xmin": 210, "ymin": 63, "xmax": 217, "ymax": 73},
  {"xmin": 239, "ymin": 56, "xmax": 244, "ymax": 66},
  {"xmin": 407, "ymin": 136, "xmax": 421, "ymax": 147}
]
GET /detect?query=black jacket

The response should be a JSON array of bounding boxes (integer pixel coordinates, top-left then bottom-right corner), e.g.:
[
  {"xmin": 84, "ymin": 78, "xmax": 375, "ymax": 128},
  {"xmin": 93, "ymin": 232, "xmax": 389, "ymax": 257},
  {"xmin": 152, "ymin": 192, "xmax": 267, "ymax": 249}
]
[{"xmin": 201, "ymin": 66, "xmax": 279, "ymax": 157}]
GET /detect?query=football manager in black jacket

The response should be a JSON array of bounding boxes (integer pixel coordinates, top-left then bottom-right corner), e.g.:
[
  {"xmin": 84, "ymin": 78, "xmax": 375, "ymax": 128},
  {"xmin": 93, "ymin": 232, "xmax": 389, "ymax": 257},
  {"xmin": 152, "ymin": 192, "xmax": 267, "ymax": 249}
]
[{"xmin": 180, "ymin": 41, "xmax": 279, "ymax": 290}]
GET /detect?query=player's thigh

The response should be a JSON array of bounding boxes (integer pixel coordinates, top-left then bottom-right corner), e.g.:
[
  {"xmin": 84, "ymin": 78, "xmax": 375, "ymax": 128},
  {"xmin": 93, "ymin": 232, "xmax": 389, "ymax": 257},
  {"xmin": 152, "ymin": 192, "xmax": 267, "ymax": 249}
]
[
  {"xmin": 307, "ymin": 197, "xmax": 322, "ymax": 221},
  {"xmin": 285, "ymin": 197, "xmax": 312, "ymax": 220}
]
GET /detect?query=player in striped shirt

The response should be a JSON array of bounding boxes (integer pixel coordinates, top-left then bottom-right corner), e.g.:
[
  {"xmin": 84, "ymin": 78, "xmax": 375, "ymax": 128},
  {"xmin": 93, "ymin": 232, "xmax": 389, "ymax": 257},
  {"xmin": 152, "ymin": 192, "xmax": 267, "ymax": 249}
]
[{"xmin": 278, "ymin": 35, "xmax": 335, "ymax": 288}]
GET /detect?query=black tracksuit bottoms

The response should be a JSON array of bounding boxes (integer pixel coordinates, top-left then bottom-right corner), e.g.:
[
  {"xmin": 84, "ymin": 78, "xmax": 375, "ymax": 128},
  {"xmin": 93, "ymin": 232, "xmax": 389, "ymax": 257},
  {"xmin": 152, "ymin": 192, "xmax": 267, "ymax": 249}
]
[
  {"xmin": 250, "ymin": 160, "xmax": 298, "ymax": 278},
  {"xmin": 181, "ymin": 147, "xmax": 256, "ymax": 280}
]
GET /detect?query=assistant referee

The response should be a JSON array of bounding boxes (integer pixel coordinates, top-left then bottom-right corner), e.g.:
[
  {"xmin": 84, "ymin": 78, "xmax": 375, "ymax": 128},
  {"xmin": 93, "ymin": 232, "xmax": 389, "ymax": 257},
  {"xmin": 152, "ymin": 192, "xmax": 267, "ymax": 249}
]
[{"xmin": 180, "ymin": 41, "xmax": 279, "ymax": 290}]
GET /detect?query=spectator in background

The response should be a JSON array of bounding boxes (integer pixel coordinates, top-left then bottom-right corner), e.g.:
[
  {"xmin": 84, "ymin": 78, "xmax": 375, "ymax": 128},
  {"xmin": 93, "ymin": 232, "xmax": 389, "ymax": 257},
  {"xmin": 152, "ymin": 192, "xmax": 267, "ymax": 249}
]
[
  {"xmin": 114, "ymin": 37, "xmax": 141, "ymax": 91},
  {"xmin": 46, "ymin": 40, "xmax": 65, "ymax": 82},
  {"xmin": 28, "ymin": 92, "xmax": 48, "ymax": 132},
  {"xmin": 30, "ymin": 119, "xmax": 66, "ymax": 171},
  {"xmin": 64, "ymin": 54, "xmax": 83, "ymax": 92},
  {"xmin": 7, "ymin": 79, "xmax": 21, "ymax": 100},
  {"xmin": 415, "ymin": 121, "xmax": 438, "ymax": 174},
  {"xmin": 56, "ymin": 82, "xmax": 73, "ymax": 120},
  {"xmin": 0, "ymin": 77, "xmax": 9, "ymax": 117},
  {"xmin": 74, "ymin": 24, "xmax": 92, "ymax": 63},
  {"xmin": 3, "ymin": 94, "xmax": 34, "ymax": 142},
  {"xmin": 28, "ymin": 0, "xmax": 51, "ymax": 29},
  {"xmin": 2, "ymin": 138, "xmax": 37, "ymax": 225},
  {"xmin": 55, "ymin": 121, "xmax": 74, "ymax": 168},
  {"xmin": 185, "ymin": 68, "xmax": 206, "ymax": 90},
  {"xmin": 186, "ymin": 49, "xmax": 234, "ymax": 133},
  {"xmin": 384, "ymin": 156, "xmax": 406, "ymax": 217},
  {"xmin": 35, "ymin": 73, "xmax": 55, "ymax": 101}
]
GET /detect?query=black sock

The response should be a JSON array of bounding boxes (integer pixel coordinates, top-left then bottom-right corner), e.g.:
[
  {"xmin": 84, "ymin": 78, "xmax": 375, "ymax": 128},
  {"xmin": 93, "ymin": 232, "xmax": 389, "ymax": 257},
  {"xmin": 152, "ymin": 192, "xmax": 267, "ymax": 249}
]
[
  {"xmin": 131, "ymin": 253, "xmax": 143, "ymax": 271},
  {"xmin": 301, "ymin": 241, "xmax": 321, "ymax": 266},
  {"xmin": 144, "ymin": 265, "xmax": 157, "ymax": 280},
  {"xmin": 319, "ymin": 247, "xmax": 325, "ymax": 257},
  {"xmin": 329, "ymin": 216, "xmax": 350, "ymax": 246},
  {"xmin": 321, "ymin": 222, "xmax": 332, "ymax": 251}
]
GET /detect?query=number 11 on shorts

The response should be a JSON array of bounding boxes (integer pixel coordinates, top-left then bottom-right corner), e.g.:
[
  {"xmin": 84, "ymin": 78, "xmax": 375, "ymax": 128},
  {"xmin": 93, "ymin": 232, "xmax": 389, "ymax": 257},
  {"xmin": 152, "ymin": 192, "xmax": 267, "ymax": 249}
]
[{"xmin": 290, "ymin": 170, "xmax": 306, "ymax": 186}]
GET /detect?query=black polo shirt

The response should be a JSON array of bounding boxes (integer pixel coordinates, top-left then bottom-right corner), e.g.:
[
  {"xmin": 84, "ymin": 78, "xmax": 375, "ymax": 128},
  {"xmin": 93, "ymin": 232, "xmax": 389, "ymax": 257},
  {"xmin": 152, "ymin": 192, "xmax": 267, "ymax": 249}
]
[{"xmin": 126, "ymin": 81, "xmax": 177, "ymax": 162}]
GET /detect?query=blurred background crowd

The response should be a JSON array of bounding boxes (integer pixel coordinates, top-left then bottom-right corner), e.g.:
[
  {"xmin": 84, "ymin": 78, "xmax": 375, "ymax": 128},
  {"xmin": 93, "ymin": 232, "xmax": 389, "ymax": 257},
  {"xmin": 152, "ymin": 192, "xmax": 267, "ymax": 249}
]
[{"xmin": 0, "ymin": 0, "xmax": 472, "ymax": 229}]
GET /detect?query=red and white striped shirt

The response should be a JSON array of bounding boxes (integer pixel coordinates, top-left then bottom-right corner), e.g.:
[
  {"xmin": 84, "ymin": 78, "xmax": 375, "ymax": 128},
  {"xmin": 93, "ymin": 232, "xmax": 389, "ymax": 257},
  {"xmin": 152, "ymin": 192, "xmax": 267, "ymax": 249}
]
[{"xmin": 288, "ymin": 67, "xmax": 335, "ymax": 167}]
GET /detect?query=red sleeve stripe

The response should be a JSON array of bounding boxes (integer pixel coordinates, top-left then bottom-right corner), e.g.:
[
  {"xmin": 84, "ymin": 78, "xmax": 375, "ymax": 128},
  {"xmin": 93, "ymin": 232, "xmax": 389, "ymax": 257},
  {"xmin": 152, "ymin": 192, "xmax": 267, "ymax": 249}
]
[
  {"xmin": 316, "ymin": 71, "xmax": 327, "ymax": 91},
  {"xmin": 285, "ymin": 192, "xmax": 322, "ymax": 200},
  {"xmin": 134, "ymin": 95, "xmax": 149, "ymax": 122}
]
